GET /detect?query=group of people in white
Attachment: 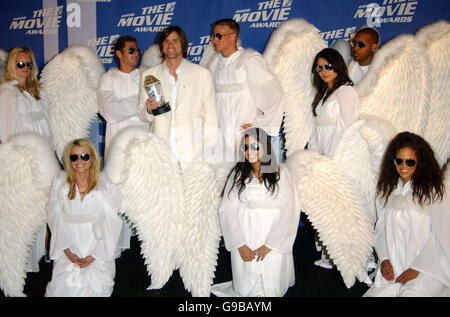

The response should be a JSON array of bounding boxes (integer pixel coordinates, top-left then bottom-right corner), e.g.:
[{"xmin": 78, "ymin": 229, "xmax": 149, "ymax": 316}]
[{"xmin": 0, "ymin": 18, "xmax": 448, "ymax": 298}]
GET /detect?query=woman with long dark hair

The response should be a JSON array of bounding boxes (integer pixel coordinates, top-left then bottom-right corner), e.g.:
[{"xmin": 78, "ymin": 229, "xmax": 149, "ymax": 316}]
[
  {"xmin": 364, "ymin": 132, "xmax": 449, "ymax": 296},
  {"xmin": 212, "ymin": 128, "xmax": 300, "ymax": 297},
  {"xmin": 308, "ymin": 48, "xmax": 360, "ymax": 269}
]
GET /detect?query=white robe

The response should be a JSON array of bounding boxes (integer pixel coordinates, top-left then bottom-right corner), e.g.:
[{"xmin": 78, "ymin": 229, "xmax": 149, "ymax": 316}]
[
  {"xmin": 308, "ymin": 85, "xmax": 359, "ymax": 157},
  {"xmin": 212, "ymin": 165, "xmax": 301, "ymax": 297},
  {"xmin": 45, "ymin": 173, "xmax": 123, "ymax": 297},
  {"xmin": 209, "ymin": 48, "xmax": 284, "ymax": 160},
  {"xmin": 364, "ymin": 180, "xmax": 450, "ymax": 297},
  {"xmin": 0, "ymin": 80, "xmax": 52, "ymax": 145},
  {"xmin": 348, "ymin": 60, "xmax": 369, "ymax": 85},
  {"xmin": 0, "ymin": 80, "xmax": 53, "ymax": 273},
  {"xmin": 97, "ymin": 68, "xmax": 148, "ymax": 157}
]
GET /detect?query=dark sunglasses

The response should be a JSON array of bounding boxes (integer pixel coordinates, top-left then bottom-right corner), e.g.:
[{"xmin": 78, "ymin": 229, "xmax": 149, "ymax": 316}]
[
  {"xmin": 121, "ymin": 47, "xmax": 142, "ymax": 55},
  {"xmin": 244, "ymin": 143, "xmax": 261, "ymax": 152},
  {"xmin": 16, "ymin": 61, "xmax": 33, "ymax": 70},
  {"xmin": 69, "ymin": 153, "xmax": 91, "ymax": 162},
  {"xmin": 211, "ymin": 33, "xmax": 233, "ymax": 40},
  {"xmin": 315, "ymin": 63, "xmax": 333, "ymax": 73},
  {"xmin": 394, "ymin": 158, "xmax": 416, "ymax": 167},
  {"xmin": 351, "ymin": 39, "xmax": 367, "ymax": 49}
]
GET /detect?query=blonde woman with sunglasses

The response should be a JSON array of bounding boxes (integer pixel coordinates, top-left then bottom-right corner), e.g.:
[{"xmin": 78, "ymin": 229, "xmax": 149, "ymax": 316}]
[
  {"xmin": 0, "ymin": 47, "xmax": 52, "ymax": 145},
  {"xmin": 45, "ymin": 138, "xmax": 123, "ymax": 297}
]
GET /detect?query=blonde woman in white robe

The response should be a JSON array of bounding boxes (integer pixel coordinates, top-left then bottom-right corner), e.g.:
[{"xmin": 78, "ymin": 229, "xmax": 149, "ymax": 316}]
[
  {"xmin": 0, "ymin": 47, "xmax": 53, "ymax": 273},
  {"xmin": 212, "ymin": 128, "xmax": 300, "ymax": 297},
  {"xmin": 364, "ymin": 132, "xmax": 449, "ymax": 297},
  {"xmin": 45, "ymin": 138, "xmax": 123, "ymax": 297},
  {"xmin": 308, "ymin": 48, "xmax": 359, "ymax": 269}
]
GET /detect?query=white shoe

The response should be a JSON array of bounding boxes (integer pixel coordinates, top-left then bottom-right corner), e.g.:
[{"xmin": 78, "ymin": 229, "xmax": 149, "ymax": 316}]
[{"xmin": 314, "ymin": 258, "xmax": 333, "ymax": 270}]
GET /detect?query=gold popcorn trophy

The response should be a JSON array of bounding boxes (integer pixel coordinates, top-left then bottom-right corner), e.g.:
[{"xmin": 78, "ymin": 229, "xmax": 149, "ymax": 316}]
[{"xmin": 144, "ymin": 74, "xmax": 172, "ymax": 143}]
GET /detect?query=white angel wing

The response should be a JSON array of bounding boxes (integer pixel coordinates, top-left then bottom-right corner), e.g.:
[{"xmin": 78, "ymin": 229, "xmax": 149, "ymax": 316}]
[
  {"xmin": 285, "ymin": 149, "xmax": 373, "ymax": 288},
  {"xmin": 416, "ymin": 20, "xmax": 450, "ymax": 167},
  {"xmin": 0, "ymin": 48, "xmax": 7, "ymax": 79},
  {"xmin": 140, "ymin": 44, "xmax": 163, "ymax": 71},
  {"xmin": 178, "ymin": 162, "xmax": 221, "ymax": 297},
  {"xmin": 333, "ymin": 117, "xmax": 397, "ymax": 225},
  {"xmin": 104, "ymin": 126, "xmax": 185, "ymax": 290},
  {"xmin": 0, "ymin": 133, "xmax": 60, "ymax": 297},
  {"xmin": 331, "ymin": 39, "xmax": 352, "ymax": 65},
  {"xmin": 356, "ymin": 34, "xmax": 432, "ymax": 135},
  {"xmin": 40, "ymin": 45, "xmax": 105, "ymax": 159},
  {"xmin": 263, "ymin": 18, "xmax": 327, "ymax": 155}
]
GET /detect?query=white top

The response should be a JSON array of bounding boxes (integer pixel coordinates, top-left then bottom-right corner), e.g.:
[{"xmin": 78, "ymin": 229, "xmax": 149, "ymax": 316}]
[
  {"xmin": 209, "ymin": 48, "xmax": 285, "ymax": 158},
  {"xmin": 373, "ymin": 180, "xmax": 450, "ymax": 289},
  {"xmin": 217, "ymin": 164, "xmax": 300, "ymax": 296},
  {"xmin": 97, "ymin": 68, "xmax": 148, "ymax": 155},
  {"xmin": 308, "ymin": 85, "xmax": 359, "ymax": 157},
  {"xmin": 348, "ymin": 60, "xmax": 369, "ymax": 85},
  {"xmin": 45, "ymin": 173, "xmax": 123, "ymax": 297},
  {"xmin": 0, "ymin": 80, "xmax": 52, "ymax": 145}
]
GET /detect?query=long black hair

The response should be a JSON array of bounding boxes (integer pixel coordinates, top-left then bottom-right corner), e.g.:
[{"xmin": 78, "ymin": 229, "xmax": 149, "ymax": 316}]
[
  {"xmin": 225, "ymin": 128, "xmax": 280, "ymax": 200},
  {"xmin": 377, "ymin": 132, "xmax": 445, "ymax": 206},
  {"xmin": 311, "ymin": 48, "xmax": 353, "ymax": 116}
]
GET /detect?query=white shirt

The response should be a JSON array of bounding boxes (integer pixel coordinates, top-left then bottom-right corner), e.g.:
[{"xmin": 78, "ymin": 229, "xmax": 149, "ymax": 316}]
[
  {"xmin": 97, "ymin": 68, "xmax": 148, "ymax": 155},
  {"xmin": 0, "ymin": 81, "xmax": 52, "ymax": 145},
  {"xmin": 163, "ymin": 59, "xmax": 184, "ymax": 161},
  {"xmin": 309, "ymin": 85, "xmax": 359, "ymax": 157},
  {"xmin": 348, "ymin": 60, "xmax": 369, "ymax": 84},
  {"xmin": 210, "ymin": 48, "xmax": 284, "ymax": 159}
]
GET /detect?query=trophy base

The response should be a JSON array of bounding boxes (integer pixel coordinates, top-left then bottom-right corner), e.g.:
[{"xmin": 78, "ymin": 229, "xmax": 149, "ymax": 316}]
[{"xmin": 152, "ymin": 103, "xmax": 171, "ymax": 116}]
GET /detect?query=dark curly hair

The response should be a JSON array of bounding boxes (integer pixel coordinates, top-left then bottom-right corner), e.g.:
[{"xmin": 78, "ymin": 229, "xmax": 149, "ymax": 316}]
[
  {"xmin": 377, "ymin": 132, "xmax": 445, "ymax": 206},
  {"xmin": 311, "ymin": 48, "xmax": 353, "ymax": 116},
  {"xmin": 225, "ymin": 128, "xmax": 280, "ymax": 200}
]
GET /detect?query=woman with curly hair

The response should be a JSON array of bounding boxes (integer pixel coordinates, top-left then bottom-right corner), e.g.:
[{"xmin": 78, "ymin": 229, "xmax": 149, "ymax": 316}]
[
  {"xmin": 212, "ymin": 128, "xmax": 300, "ymax": 297},
  {"xmin": 364, "ymin": 132, "xmax": 449, "ymax": 297}
]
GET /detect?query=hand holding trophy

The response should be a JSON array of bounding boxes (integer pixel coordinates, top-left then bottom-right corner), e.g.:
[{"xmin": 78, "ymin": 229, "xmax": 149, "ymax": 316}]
[{"xmin": 143, "ymin": 74, "xmax": 172, "ymax": 144}]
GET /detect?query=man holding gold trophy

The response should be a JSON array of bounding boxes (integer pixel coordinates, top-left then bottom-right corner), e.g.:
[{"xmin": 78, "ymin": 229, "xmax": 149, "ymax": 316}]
[{"xmin": 137, "ymin": 26, "xmax": 219, "ymax": 169}]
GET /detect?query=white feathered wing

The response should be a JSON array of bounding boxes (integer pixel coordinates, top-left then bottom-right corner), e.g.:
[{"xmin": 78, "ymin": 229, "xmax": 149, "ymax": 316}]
[
  {"xmin": 178, "ymin": 162, "xmax": 221, "ymax": 297},
  {"xmin": 104, "ymin": 126, "xmax": 185, "ymax": 290},
  {"xmin": 40, "ymin": 45, "xmax": 105, "ymax": 159},
  {"xmin": 140, "ymin": 44, "xmax": 163, "ymax": 71},
  {"xmin": 285, "ymin": 149, "xmax": 373, "ymax": 288},
  {"xmin": 356, "ymin": 34, "xmax": 432, "ymax": 135},
  {"xmin": 0, "ymin": 133, "xmax": 59, "ymax": 296},
  {"xmin": 263, "ymin": 18, "xmax": 327, "ymax": 154},
  {"xmin": 416, "ymin": 20, "xmax": 450, "ymax": 167}
]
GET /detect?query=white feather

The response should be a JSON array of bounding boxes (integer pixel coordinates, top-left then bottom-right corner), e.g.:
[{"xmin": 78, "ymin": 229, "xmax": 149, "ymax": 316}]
[
  {"xmin": 104, "ymin": 126, "xmax": 185, "ymax": 290},
  {"xmin": 140, "ymin": 44, "xmax": 163, "ymax": 71},
  {"xmin": 263, "ymin": 18, "xmax": 327, "ymax": 155},
  {"xmin": 0, "ymin": 48, "xmax": 7, "ymax": 80},
  {"xmin": 416, "ymin": 20, "xmax": 450, "ymax": 167},
  {"xmin": 0, "ymin": 133, "xmax": 59, "ymax": 297},
  {"xmin": 40, "ymin": 45, "xmax": 105, "ymax": 159},
  {"xmin": 178, "ymin": 163, "xmax": 221, "ymax": 297},
  {"xmin": 286, "ymin": 150, "xmax": 374, "ymax": 288},
  {"xmin": 331, "ymin": 39, "xmax": 352, "ymax": 65},
  {"xmin": 356, "ymin": 34, "xmax": 432, "ymax": 135}
]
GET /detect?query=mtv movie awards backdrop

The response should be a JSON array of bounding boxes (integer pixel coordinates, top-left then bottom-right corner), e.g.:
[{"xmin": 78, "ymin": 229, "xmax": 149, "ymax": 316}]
[{"xmin": 1, "ymin": 0, "xmax": 449, "ymax": 155}]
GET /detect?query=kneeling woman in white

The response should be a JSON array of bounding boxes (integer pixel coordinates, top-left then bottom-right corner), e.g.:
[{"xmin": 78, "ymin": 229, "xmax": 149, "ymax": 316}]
[
  {"xmin": 364, "ymin": 132, "xmax": 449, "ymax": 297},
  {"xmin": 212, "ymin": 128, "xmax": 300, "ymax": 297},
  {"xmin": 45, "ymin": 139, "xmax": 123, "ymax": 297}
]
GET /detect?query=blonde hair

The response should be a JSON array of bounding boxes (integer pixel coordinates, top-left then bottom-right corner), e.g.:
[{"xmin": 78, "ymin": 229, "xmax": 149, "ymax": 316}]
[
  {"xmin": 62, "ymin": 138, "xmax": 101, "ymax": 200},
  {"xmin": 4, "ymin": 47, "xmax": 41, "ymax": 100}
]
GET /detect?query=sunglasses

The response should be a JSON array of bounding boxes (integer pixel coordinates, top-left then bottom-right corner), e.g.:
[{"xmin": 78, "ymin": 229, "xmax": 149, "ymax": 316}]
[
  {"xmin": 315, "ymin": 63, "xmax": 333, "ymax": 73},
  {"xmin": 351, "ymin": 39, "xmax": 367, "ymax": 49},
  {"xmin": 244, "ymin": 143, "xmax": 261, "ymax": 152},
  {"xmin": 393, "ymin": 158, "xmax": 416, "ymax": 167},
  {"xmin": 211, "ymin": 33, "xmax": 234, "ymax": 40},
  {"xmin": 69, "ymin": 153, "xmax": 91, "ymax": 162},
  {"xmin": 16, "ymin": 61, "xmax": 33, "ymax": 70},
  {"xmin": 121, "ymin": 47, "xmax": 142, "ymax": 55}
]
